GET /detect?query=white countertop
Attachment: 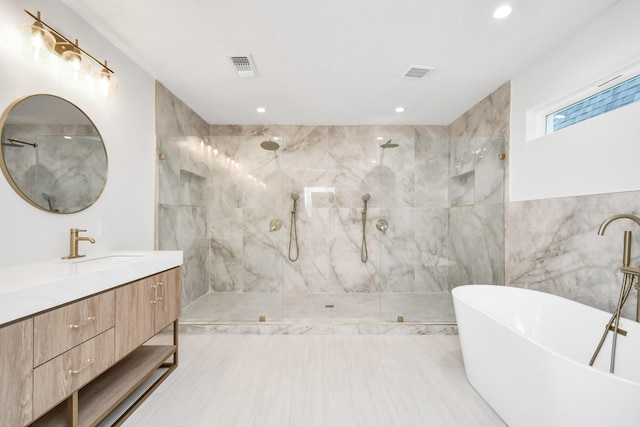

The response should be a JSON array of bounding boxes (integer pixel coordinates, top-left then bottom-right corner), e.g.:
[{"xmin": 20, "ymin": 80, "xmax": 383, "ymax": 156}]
[{"xmin": 0, "ymin": 251, "xmax": 183, "ymax": 326}]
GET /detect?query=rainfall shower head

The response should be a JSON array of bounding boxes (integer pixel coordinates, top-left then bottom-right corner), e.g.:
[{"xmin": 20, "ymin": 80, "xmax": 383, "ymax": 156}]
[
  {"xmin": 291, "ymin": 193, "xmax": 300, "ymax": 201},
  {"xmin": 362, "ymin": 193, "xmax": 371, "ymax": 202},
  {"xmin": 260, "ymin": 140, "xmax": 280, "ymax": 151},
  {"xmin": 380, "ymin": 139, "xmax": 399, "ymax": 148}
]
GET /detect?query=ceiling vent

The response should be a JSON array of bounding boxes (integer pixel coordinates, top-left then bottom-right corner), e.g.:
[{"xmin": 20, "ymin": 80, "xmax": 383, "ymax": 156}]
[
  {"xmin": 403, "ymin": 65, "xmax": 435, "ymax": 79},
  {"xmin": 229, "ymin": 54, "xmax": 259, "ymax": 78}
]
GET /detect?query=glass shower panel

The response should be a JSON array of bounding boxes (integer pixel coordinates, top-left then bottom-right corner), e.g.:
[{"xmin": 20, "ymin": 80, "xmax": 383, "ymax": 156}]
[
  {"xmin": 206, "ymin": 135, "xmax": 285, "ymax": 322},
  {"xmin": 378, "ymin": 130, "xmax": 453, "ymax": 323},
  {"xmin": 379, "ymin": 132, "xmax": 505, "ymax": 323},
  {"xmin": 448, "ymin": 136, "xmax": 506, "ymax": 289}
]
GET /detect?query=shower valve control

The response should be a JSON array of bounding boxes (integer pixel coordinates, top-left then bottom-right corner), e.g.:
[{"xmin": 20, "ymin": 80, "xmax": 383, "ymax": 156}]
[
  {"xmin": 376, "ymin": 219, "xmax": 389, "ymax": 233},
  {"xmin": 269, "ymin": 219, "xmax": 282, "ymax": 232}
]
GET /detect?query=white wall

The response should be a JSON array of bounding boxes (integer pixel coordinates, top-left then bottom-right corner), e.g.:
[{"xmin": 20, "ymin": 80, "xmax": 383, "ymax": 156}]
[
  {"xmin": 0, "ymin": 0, "xmax": 156, "ymax": 267},
  {"xmin": 510, "ymin": 0, "xmax": 640, "ymax": 202}
]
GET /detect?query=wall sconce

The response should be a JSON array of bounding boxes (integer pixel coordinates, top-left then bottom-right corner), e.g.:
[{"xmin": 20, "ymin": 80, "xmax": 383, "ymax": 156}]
[{"xmin": 22, "ymin": 9, "xmax": 118, "ymax": 98}]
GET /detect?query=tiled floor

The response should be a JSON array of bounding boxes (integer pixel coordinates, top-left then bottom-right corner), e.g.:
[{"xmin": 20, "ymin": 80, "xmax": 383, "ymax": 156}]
[{"xmin": 120, "ymin": 334, "xmax": 505, "ymax": 427}]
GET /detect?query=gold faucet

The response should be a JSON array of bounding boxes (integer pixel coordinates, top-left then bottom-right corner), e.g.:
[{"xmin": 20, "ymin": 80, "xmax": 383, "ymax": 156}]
[
  {"xmin": 62, "ymin": 228, "xmax": 95, "ymax": 259},
  {"xmin": 597, "ymin": 213, "xmax": 640, "ymax": 267}
]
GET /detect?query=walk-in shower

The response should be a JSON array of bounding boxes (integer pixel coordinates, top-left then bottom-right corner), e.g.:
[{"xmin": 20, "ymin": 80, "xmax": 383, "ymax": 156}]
[{"xmin": 164, "ymin": 130, "xmax": 506, "ymax": 326}]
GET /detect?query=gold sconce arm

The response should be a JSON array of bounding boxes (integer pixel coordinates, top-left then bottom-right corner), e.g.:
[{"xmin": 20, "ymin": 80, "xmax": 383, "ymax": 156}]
[{"xmin": 24, "ymin": 9, "xmax": 114, "ymax": 74}]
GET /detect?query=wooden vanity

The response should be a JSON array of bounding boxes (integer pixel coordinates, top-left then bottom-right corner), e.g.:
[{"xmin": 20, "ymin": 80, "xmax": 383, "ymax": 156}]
[{"xmin": 0, "ymin": 252, "xmax": 182, "ymax": 427}]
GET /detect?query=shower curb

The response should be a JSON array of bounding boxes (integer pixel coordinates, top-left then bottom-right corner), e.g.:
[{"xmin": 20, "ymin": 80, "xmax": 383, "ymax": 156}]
[{"xmin": 176, "ymin": 322, "xmax": 458, "ymax": 335}]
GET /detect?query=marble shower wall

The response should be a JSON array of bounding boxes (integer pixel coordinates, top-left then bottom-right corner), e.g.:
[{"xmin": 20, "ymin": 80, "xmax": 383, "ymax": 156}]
[
  {"xmin": 379, "ymin": 127, "xmax": 450, "ymax": 294},
  {"xmin": 207, "ymin": 125, "xmax": 284, "ymax": 295},
  {"xmin": 207, "ymin": 125, "xmax": 454, "ymax": 302},
  {"xmin": 448, "ymin": 82, "xmax": 510, "ymax": 287},
  {"xmin": 155, "ymin": 82, "xmax": 211, "ymax": 306}
]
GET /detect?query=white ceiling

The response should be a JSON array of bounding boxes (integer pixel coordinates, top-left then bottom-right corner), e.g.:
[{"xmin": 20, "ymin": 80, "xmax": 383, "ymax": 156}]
[{"xmin": 61, "ymin": 0, "xmax": 619, "ymax": 126}]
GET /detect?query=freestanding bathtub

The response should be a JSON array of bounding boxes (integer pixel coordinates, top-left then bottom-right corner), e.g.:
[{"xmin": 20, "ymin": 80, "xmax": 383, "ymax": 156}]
[{"xmin": 453, "ymin": 284, "xmax": 640, "ymax": 427}]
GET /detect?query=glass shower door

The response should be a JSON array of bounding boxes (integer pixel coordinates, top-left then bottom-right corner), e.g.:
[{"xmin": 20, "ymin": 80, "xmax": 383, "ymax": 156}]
[
  {"xmin": 379, "ymin": 131, "xmax": 505, "ymax": 323},
  {"xmin": 378, "ymin": 130, "xmax": 453, "ymax": 323},
  {"xmin": 207, "ymin": 134, "xmax": 285, "ymax": 322}
]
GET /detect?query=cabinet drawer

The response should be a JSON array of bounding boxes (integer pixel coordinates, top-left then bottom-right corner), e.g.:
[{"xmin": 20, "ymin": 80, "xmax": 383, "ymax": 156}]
[
  {"xmin": 34, "ymin": 291, "xmax": 115, "ymax": 366},
  {"xmin": 33, "ymin": 328, "xmax": 115, "ymax": 419}
]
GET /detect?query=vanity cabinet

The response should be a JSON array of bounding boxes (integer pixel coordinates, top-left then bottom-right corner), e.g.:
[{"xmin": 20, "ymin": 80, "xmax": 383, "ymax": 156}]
[
  {"xmin": 115, "ymin": 267, "xmax": 182, "ymax": 361},
  {"xmin": 0, "ymin": 318, "xmax": 33, "ymax": 427},
  {"xmin": 4, "ymin": 265, "xmax": 183, "ymax": 427}
]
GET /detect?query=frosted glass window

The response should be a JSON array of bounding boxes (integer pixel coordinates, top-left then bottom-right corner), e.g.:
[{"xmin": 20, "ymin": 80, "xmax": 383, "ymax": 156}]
[{"xmin": 546, "ymin": 74, "xmax": 640, "ymax": 134}]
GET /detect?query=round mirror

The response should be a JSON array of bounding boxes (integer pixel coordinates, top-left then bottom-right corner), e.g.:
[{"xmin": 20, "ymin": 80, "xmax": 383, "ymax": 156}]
[{"xmin": 0, "ymin": 95, "xmax": 108, "ymax": 214}]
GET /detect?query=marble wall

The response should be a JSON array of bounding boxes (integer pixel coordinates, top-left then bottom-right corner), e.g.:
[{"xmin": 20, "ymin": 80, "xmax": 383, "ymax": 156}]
[
  {"xmin": 448, "ymin": 82, "xmax": 510, "ymax": 287},
  {"xmin": 155, "ymin": 82, "xmax": 211, "ymax": 306},
  {"xmin": 507, "ymin": 191, "xmax": 640, "ymax": 319},
  {"xmin": 206, "ymin": 125, "xmax": 454, "ymax": 303}
]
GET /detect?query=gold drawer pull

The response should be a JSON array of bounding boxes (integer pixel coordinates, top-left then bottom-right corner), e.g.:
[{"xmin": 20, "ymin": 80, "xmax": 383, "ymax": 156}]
[
  {"xmin": 158, "ymin": 281, "xmax": 164, "ymax": 301},
  {"xmin": 151, "ymin": 283, "xmax": 157, "ymax": 304},
  {"xmin": 69, "ymin": 316, "xmax": 96, "ymax": 329},
  {"xmin": 69, "ymin": 358, "xmax": 95, "ymax": 375}
]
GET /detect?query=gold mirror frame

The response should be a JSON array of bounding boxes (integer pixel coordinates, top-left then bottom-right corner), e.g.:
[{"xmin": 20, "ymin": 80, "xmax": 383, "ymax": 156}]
[{"xmin": 0, "ymin": 94, "xmax": 108, "ymax": 214}]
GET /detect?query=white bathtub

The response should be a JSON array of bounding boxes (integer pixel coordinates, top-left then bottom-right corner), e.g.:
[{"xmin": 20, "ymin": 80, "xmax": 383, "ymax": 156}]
[{"xmin": 453, "ymin": 284, "xmax": 640, "ymax": 427}]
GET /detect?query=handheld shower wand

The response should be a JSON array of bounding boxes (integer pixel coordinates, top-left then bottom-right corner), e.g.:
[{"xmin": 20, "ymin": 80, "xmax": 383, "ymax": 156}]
[
  {"xmin": 361, "ymin": 194, "xmax": 370, "ymax": 263},
  {"xmin": 289, "ymin": 193, "xmax": 300, "ymax": 261}
]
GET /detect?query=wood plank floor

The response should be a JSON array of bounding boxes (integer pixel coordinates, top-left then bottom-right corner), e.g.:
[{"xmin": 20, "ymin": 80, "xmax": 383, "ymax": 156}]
[{"xmin": 122, "ymin": 334, "xmax": 506, "ymax": 427}]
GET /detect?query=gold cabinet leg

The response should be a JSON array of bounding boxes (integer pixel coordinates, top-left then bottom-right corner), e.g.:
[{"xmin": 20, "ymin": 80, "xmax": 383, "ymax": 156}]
[{"xmin": 66, "ymin": 391, "xmax": 79, "ymax": 427}]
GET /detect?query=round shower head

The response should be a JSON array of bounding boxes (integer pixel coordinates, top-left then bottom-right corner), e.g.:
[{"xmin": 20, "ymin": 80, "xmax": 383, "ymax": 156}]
[
  {"xmin": 380, "ymin": 139, "xmax": 399, "ymax": 148},
  {"xmin": 362, "ymin": 193, "xmax": 371, "ymax": 202},
  {"xmin": 291, "ymin": 193, "xmax": 299, "ymax": 201},
  {"xmin": 260, "ymin": 140, "xmax": 280, "ymax": 151}
]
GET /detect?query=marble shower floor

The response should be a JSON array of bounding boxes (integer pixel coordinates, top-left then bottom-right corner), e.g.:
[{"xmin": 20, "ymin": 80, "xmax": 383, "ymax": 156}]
[
  {"xmin": 119, "ymin": 334, "xmax": 505, "ymax": 427},
  {"xmin": 180, "ymin": 291, "xmax": 456, "ymax": 326}
]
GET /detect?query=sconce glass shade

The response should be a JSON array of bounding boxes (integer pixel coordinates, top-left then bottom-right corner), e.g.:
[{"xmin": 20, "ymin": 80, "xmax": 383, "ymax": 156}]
[
  {"xmin": 93, "ymin": 66, "xmax": 118, "ymax": 98},
  {"xmin": 22, "ymin": 22, "xmax": 56, "ymax": 62},
  {"xmin": 61, "ymin": 46, "xmax": 91, "ymax": 81}
]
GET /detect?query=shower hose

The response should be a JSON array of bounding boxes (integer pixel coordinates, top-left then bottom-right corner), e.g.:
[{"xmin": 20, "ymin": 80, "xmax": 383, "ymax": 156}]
[
  {"xmin": 288, "ymin": 203, "xmax": 299, "ymax": 262},
  {"xmin": 361, "ymin": 209, "xmax": 368, "ymax": 263},
  {"xmin": 589, "ymin": 269, "xmax": 636, "ymax": 373}
]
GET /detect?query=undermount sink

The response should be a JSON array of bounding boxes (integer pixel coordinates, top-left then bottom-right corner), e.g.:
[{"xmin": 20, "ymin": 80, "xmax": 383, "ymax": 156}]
[{"xmin": 70, "ymin": 254, "xmax": 144, "ymax": 264}]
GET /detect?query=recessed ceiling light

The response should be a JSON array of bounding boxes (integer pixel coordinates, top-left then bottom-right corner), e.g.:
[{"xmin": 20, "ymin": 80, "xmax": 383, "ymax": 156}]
[
  {"xmin": 256, "ymin": 107, "xmax": 266, "ymax": 113},
  {"xmin": 493, "ymin": 4, "xmax": 512, "ymax": 19},
  {"xmin": 395, "ymin": 107, "xmax": 406, "ymax": 113}
]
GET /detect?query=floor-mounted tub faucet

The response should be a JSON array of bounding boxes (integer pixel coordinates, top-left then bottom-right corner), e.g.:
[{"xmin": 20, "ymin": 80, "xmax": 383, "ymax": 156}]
[
  {"xmin": 62, "ymin": 228, "xmax": 95, "ymax": 259},
  {"xmin": 591, "ymin": 213, "xmax": 640, "ymax": 373}
]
